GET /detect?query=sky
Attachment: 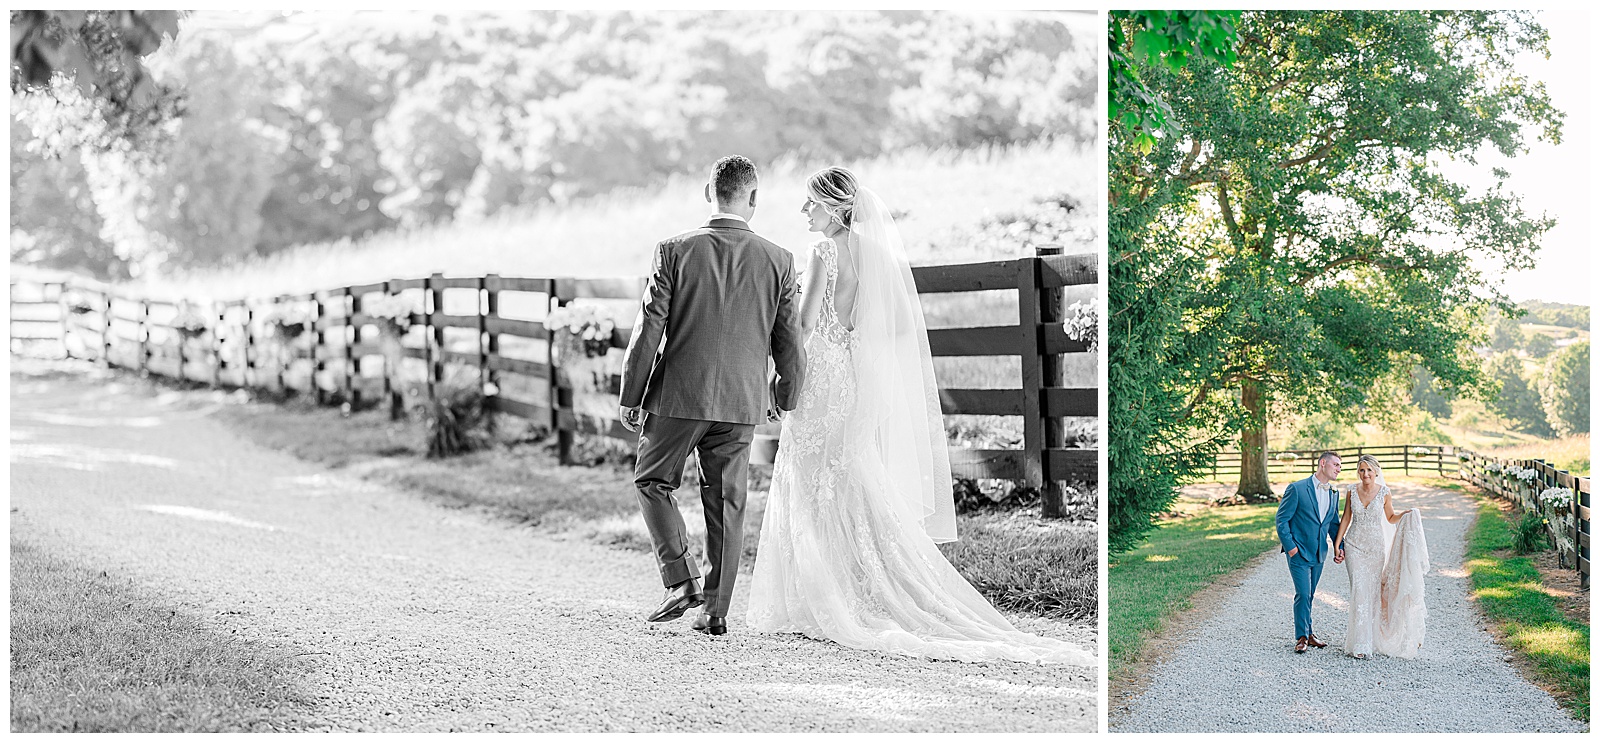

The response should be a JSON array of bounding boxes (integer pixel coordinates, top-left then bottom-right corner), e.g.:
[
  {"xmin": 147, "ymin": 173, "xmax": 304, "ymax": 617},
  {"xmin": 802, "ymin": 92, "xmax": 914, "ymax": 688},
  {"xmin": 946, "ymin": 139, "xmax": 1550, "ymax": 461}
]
[{"xmin": 1450, "ymin": 8, "xmax": 1592, "ymax": 307}]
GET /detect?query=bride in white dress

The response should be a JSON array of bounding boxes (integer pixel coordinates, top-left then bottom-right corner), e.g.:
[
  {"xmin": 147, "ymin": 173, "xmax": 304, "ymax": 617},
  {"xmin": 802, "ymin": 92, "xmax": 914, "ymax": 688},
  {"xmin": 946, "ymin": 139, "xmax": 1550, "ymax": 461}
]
[
  {"xmin": 744, "ymin": 166, "xmax": 1092, "ymax": 665},
  {"xmin": 1332, "ymin": 454, "xmax": 1429, "ymax": 659}
]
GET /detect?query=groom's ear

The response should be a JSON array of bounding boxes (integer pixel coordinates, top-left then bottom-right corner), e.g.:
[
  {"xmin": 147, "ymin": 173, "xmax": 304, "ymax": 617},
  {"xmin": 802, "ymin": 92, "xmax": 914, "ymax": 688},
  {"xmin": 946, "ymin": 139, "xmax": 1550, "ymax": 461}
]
[
  {"xmin": 704, "ymin": 183, "xmax": 713, "ymax": 204},
  {"xmin": 748, "ymin": 188, "xmax": 758, "ymax": 208}
]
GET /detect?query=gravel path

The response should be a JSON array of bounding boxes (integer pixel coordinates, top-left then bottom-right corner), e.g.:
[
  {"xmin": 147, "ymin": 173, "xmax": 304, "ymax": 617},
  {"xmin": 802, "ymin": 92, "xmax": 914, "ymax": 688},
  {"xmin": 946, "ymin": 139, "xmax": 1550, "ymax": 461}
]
[
  {"xmin": 1112, "ymin": 481, "xmax": 1586, "ymax": 733},
  {"xmin": 9, "ymin": 364, "xmax": 1096, "ymax": 733}
]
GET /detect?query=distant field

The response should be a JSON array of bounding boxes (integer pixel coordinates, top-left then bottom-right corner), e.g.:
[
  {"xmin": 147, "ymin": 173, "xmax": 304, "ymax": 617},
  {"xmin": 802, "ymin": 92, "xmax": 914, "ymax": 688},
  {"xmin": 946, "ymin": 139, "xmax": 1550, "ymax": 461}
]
[
  {"xmin": 1522, "ymin": 323, "xmax": 1590, "ymax": 341},
  {"xmin": 143, "ymin": 140, "xmax": 1097, "ymax": 301}
]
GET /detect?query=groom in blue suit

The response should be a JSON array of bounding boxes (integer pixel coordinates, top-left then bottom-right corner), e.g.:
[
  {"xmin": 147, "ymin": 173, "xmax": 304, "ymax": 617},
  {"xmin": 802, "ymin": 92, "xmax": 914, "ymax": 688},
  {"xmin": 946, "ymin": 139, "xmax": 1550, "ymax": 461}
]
[{"xmin": 1275, "ymin": 451, "xmax": 1344, "ymax": 653}]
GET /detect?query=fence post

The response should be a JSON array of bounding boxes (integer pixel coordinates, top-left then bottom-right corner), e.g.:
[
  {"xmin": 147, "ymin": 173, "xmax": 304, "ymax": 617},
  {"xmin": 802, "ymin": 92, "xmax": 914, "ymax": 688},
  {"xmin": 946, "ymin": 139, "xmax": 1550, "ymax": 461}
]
[
  {"xmin": 346, "ymin": 286, "xmax": 361, "ymax": 411},
  {"xmin": 243, "ymin": 302, "xmax": 255, "ymax": 388},
  {"xmin": 1015, "ymin": 253, "xmax": 1051, "ymax": 515},
  {"xmin": 137, "ymin": 298, "xmax": 149, "ymax": 375},
  {"xmin": 210, "ymin": 301, "xmax": 224, "ymax": 387},
  {"xmin": 100, "ymin": 291, "xmax": 114, "ymax": 367},
  {"xmin": 427, "ymin": 273, "xmax": 445, "ymax": 396},
  {"xmin": 481, "ymin": 275, "xmax": 497, "ymax": 396},
  {"xmin": 385, "ymin": 281, "xmax": 405, "ymax": 420},
  {"xmin": 549, "ymin": 281, "xmax": 573, "ymax": 465}
]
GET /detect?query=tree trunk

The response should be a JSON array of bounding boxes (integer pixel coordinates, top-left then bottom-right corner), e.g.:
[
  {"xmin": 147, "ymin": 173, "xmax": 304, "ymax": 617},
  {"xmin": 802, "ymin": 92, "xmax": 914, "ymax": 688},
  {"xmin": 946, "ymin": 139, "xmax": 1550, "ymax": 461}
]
[{"xmin": 1237, "ymin": 377, "xmax": 1275, "ymax": 500}]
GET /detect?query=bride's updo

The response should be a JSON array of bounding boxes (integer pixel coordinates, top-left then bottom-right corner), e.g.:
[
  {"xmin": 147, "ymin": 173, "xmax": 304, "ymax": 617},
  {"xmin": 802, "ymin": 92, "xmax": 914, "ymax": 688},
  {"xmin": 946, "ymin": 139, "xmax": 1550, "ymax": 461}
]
[{"xmin": 807, "ymin": 166, "xmax": 859, "ymax": 227}]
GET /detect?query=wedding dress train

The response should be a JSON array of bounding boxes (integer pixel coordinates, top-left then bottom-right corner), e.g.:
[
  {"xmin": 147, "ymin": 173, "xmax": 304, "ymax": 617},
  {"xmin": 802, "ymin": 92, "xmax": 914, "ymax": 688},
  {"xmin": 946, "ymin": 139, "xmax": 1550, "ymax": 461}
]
[{"xmin": 745, "ymin": 235, "xmax": 1092, "ymax": 665}]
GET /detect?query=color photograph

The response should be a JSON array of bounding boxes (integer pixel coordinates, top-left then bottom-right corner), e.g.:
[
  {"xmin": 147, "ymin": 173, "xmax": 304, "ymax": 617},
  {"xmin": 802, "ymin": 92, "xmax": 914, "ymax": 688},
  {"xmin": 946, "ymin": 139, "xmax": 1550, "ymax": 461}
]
[{"xmin": 1107, "ymin": 9, "xmax": 1589, "ymax": 734}]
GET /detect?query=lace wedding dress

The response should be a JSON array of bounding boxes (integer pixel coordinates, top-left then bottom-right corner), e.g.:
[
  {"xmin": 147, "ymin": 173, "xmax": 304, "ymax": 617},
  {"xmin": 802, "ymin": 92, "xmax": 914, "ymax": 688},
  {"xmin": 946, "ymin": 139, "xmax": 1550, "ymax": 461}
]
[
  {"xmin": 1342, "ymin": 484, "xmax": 1429, "ymax": 659},
  {"xmin": 745, "ymin": 237, "xmax": 1092, "ymax": 665}
]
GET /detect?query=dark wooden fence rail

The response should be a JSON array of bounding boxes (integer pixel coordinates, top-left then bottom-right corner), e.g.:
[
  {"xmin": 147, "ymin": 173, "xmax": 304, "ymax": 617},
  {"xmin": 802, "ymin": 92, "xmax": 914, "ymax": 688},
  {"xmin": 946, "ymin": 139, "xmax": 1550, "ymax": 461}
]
[
  {"xmin": 1202, "ymin": 443, "xmax": 1589, "ymax": 588},
  {"xmin": 12, "ymin": 245, "xmax": 1098, "ymax": 518}
]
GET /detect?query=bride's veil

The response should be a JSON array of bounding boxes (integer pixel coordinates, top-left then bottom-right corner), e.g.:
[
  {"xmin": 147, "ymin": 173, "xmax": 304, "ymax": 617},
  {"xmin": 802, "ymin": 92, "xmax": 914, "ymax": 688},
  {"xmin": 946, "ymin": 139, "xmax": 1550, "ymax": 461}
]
[{"xmin": 841, "ymin": 185, "xmax": 957, "ymax": 543}]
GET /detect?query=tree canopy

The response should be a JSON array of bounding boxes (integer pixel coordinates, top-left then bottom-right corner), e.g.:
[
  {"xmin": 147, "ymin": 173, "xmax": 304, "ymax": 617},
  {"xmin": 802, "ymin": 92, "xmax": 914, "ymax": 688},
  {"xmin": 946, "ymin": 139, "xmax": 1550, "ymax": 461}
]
[
  {"xmin": 1108, "ymin": 10, "xmax": 1562, "ymax": 552},
  {"xmin": 11, "ymin": 10, "xmax": 1093, "ymax": 279}
]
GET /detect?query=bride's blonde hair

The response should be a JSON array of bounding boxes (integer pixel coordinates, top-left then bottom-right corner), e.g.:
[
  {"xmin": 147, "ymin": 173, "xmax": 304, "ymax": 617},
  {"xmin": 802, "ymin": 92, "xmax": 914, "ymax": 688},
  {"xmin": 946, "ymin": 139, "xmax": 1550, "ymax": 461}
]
[
  {"xmin": 1357, "ymin": 454, "xmax": 1382, "ymax": 478},
  {"xmin": 807, "ymin": 166, "xmax": 859, "ymax": 227}
]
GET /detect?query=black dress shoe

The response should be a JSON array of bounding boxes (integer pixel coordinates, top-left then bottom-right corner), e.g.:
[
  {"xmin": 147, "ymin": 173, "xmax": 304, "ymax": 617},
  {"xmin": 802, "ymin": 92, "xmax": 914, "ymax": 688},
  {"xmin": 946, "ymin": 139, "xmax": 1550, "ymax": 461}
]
[
  {"xmin": 647, "ymin": 580, "xmax": 704, "ymax": 623},
  {"xmin": 691, "ymin": 613, "xmax": 727, "ymax": 635}
]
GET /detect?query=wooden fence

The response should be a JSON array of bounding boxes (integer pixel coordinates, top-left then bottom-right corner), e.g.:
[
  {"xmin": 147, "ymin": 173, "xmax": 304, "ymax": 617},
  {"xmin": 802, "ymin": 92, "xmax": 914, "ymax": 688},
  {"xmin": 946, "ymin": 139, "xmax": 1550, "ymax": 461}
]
[
  {"xmin": 10, "ymin": 245, "xmax": 1098, "ymax": 517},
  {"xmin": 1205, "ymin": 444, "xmax": 1461, "ymax": 481},
  {"xmin": 1458, "ymin": 448, "xmax": 1591, "ymax": 589},
  {"xmin": 1204, "ymin": 443, "xmax": 1589, "ymax": 588}
]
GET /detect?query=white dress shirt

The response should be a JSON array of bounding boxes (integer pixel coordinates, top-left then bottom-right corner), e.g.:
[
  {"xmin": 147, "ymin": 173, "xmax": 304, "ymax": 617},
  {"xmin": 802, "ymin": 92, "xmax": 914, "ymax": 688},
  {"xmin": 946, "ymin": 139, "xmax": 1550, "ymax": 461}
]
[{"xmin": 709, "ymin": 212, "xmax": 747, "ymax": 223}]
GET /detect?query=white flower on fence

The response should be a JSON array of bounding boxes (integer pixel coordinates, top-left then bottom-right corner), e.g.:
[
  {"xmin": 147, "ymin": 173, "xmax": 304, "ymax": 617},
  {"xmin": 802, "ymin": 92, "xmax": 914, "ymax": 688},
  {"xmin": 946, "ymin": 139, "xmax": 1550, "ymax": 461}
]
[
  {"xmin": 1410, "ymin": 446, "xmax": 1433, "ymax": 455},
  {"xmin": 1274, "ymin": 452, "xmax": 1300, "ymax": 463},
  {"xmin": 1511, "ymin": 466, "xmax": 1540, "ymax": 484},
  {"xmin": 1063, "ymin": 298, "xmax": 1099, "ymax": 353},
  {"xmin": 546, "ymin": 304, "xmax": 617, "ymax": 358},
  {"xmin": 364, "ymin": 294, "xmax": 420, "ymax": 334},
  {"xmin": 1485, "ymin": 461, "xmax": 1503, "ymax": 474},
  {"xmin": 1539, "ymin": 486, "xmax": 1574, "ymax": 511}
]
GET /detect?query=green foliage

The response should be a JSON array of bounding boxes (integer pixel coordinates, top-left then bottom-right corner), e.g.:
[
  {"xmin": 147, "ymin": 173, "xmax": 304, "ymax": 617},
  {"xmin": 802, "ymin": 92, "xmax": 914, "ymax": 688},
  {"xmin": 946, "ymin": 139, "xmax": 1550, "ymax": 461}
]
[
  {"xmin": 1107, "ymin": 10, "xmax": 1240, "ymax": 152},
  {"xmin": 1490, "ymin": 310, "xmax": 1527, "ymax": 352},
  {"xmin": 1410, "ymin": 365, "xmax": 1454, "ymax": 419},
  {"xmin": 1540, "ymin": 341, "xmax": 1590, "ymax": 436},
  {"xmin": 1513, "ymin": 510, "xmax": 1550, "ymax": 554},
  {"xmin": 1487, "ymin": 351, "xmax": 1554, "ymax": 436},
  {"xmin": 1465, "ymin": 499, "xmax": 1590, "ymax": 721},
  {"xmin": 1525, "ymin": 333, "xmax": 1556, "ymax": 358},
  {"xmin": 1519, "ymin": 300, "xmax": 1590, "ymax": 330},
  {"xmin": 1109, "ymin": 11, "xmax": 1562, "ymax": 532}
]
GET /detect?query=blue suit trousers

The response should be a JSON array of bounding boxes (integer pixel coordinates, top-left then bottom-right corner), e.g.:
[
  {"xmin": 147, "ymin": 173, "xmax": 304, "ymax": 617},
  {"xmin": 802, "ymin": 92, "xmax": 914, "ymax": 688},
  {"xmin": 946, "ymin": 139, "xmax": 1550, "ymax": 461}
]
[{"xmin": 1287, "ymin": 556, "xmax": 1324, "ymax": 639}]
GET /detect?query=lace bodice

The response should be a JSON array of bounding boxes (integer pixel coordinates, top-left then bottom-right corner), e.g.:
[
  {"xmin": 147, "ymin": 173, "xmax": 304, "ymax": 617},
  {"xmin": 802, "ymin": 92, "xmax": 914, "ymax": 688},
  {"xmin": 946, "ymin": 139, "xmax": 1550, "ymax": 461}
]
[{"xmin": 1344, "ymin": 484, "xmax": 1388, "ymax": 558}]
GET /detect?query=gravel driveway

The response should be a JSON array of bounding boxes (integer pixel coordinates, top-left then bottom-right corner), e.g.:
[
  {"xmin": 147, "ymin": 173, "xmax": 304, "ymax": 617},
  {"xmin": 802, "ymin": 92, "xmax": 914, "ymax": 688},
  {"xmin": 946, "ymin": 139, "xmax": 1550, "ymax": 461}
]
[
  {"xmin": 1112, "ymin": 481, "xmax": 1586, "ymax": 733},
  {"xmin": 9, "ymin": 364, "xmax": 1096, "ymax": 733}
]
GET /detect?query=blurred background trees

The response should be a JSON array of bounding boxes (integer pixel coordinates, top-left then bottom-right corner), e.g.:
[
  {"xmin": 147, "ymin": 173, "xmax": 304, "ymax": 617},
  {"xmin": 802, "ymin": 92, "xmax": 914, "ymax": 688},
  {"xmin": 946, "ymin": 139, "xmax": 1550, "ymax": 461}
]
[{"xmin": 11, "ymin": 10, "xmax": 1094, "ymax": 280}]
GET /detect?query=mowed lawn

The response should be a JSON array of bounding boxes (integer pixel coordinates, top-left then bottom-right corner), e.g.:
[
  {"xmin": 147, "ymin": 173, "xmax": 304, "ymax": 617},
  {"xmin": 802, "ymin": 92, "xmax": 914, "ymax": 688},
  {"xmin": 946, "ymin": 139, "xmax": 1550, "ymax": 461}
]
[
  {"xmin": 1107, "ymin": 504, "xmax": 1280, "ymax": 680},
  {"xmin": 1464, "ymin": 497, "xmax": 1591, "ymax": 722}
]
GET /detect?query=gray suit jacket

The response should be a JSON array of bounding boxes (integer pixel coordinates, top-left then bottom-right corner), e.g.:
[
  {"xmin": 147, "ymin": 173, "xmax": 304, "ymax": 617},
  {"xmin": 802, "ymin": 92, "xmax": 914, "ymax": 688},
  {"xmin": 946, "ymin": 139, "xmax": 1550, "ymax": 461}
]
[{"xmin": 619, "ymin": 217, "xmax": 806, "ymax": 425}]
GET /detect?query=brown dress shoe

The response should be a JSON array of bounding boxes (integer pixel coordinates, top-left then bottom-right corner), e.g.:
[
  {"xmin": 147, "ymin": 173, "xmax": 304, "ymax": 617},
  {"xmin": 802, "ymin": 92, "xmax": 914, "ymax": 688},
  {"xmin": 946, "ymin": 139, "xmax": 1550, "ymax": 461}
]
[
  {"xmin": 646, "ymin": 579, "xmax": 704, "ymax": 622},
  {"xmin": 1295, "ymin": 636, "xmax": 1308, "ymax": 653},
  {"xmin": 1305, "ymin": 634, "xmax": 1327, "ymax": 648}
]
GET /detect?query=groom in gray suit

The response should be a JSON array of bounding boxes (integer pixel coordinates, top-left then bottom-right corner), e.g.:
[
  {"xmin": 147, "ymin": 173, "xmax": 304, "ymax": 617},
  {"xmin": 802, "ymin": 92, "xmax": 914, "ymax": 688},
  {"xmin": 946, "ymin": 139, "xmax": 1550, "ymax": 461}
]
[
  {"xmin": 618, "ymin": 155, "xmax": 806, "ymax": 636},
  {"xmin": 1275, "ymin": 450, "xmax": 1344, "ymax": 653}
]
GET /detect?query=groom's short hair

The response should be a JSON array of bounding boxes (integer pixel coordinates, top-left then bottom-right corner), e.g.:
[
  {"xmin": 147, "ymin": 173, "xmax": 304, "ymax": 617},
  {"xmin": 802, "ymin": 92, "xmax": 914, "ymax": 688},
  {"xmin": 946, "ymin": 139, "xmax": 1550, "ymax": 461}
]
[
  {"xmin": 1317, "ymin": 450, "xmax": 1340, "ymax": 464},
  {"xmin": 711, "ymin": 155, "xmax": 758, "ymax": 205}
]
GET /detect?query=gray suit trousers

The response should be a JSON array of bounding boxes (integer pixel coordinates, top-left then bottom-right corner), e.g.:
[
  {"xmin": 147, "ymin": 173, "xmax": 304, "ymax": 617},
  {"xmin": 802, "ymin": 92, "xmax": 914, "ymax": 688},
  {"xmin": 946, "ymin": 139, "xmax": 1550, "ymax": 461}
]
[{"xmin": 633, "ymin": 412, "xmax": 755, "ymax": 617}]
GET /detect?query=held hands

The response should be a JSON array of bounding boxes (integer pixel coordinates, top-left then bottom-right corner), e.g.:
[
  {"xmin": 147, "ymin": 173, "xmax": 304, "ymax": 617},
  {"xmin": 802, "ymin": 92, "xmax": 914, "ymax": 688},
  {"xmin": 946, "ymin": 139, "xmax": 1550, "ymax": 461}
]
[
  {"xmin": 1333, "ymin": 547, "xmax": 1345, "ymax": 564},
  {"xmin": 619, "ymin": 405, "xmax": 647, "ymax": 433},
  {"xmin": 766, "ymin": 404, "xmax": 786, "ymax": 424}
]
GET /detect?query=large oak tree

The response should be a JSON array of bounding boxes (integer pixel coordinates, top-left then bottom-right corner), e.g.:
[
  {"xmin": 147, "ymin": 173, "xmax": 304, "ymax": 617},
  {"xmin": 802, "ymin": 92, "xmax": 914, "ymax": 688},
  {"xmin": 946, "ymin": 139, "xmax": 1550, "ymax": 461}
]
[{"xmin": 1110, "ymin": 10, "xmax": 1562, "ymax": 549}]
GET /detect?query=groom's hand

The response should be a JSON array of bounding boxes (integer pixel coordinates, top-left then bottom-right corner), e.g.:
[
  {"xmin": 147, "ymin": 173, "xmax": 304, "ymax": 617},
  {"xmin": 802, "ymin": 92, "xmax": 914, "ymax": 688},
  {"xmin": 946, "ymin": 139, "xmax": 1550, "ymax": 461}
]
[
  {"xmin": 619, "ymin": 405, "xmax": 646, "ymax": 432},
  {"xmin": 1287, "ymin": 547, "xmax": 1299, "ymax": 558},
  {"xmin": 1333, "ymin": 548, "xmax": 1345, "ymax": 564},
  {"xmin": 765, "ymin": 404, "xmax": 785, "ymax": 424}
]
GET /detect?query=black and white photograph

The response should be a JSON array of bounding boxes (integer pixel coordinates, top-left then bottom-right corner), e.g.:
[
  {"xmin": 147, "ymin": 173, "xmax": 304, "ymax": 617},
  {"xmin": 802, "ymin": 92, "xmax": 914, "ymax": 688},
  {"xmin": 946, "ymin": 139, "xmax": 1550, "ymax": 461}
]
[{"xmin": 8, "ymin": 9, "xmax": 1100, "ymax": 733}]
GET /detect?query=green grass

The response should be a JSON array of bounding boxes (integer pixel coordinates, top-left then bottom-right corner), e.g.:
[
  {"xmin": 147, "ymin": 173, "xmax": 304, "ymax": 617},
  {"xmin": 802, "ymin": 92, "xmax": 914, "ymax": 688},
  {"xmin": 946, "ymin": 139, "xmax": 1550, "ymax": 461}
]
[
  {"xmin": 1464, "ymin": 498, "xmax": 1591, "ymax": 722},
  {"xmin": 1483, "ymin": 433, "xmax": 1591, "ymax": 476},
  {"xmin": 9, "ymin": 539, "xmax": 311, "ymax": 732},
  {"xmin": 1107, "ymin": 504, "xmax": 1281, "ymax": 678}
]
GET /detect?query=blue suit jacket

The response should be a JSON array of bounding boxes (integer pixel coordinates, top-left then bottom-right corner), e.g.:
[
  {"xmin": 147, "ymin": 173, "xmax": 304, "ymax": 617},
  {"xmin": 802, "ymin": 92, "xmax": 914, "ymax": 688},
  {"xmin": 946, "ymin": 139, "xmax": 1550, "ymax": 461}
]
[{"xmin": 1276, "ymin": 476, "xmax": 1341, "ymax": 564}]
